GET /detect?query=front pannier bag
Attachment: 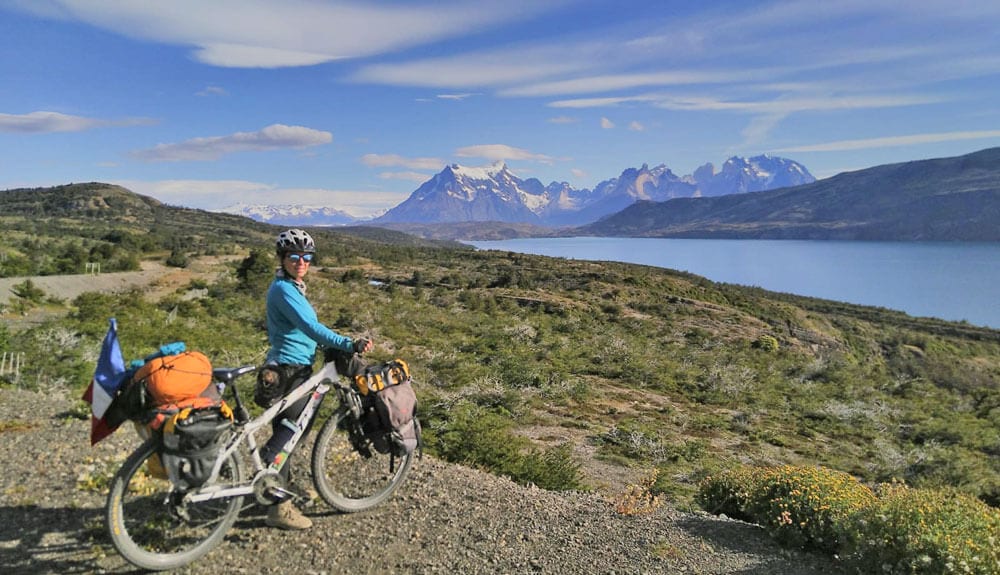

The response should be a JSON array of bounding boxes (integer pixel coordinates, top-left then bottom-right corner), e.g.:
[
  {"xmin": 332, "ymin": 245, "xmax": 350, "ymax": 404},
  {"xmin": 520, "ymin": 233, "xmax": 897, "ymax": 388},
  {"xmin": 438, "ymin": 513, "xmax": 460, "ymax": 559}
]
[{"xmin": 354, "ymin": 360, "xmax": 421, "ymax": 456}]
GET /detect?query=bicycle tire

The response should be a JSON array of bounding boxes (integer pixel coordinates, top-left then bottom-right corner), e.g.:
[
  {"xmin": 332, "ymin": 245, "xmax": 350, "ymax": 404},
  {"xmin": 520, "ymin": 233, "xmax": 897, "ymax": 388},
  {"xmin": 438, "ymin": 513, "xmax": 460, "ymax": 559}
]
[
  {"xmin": 311, "ymin": 408, "xmax": 413, "ymax": 512},
  {"xmin": 105, "ymin": 438, "xmax": 245, "ymax": 571}
]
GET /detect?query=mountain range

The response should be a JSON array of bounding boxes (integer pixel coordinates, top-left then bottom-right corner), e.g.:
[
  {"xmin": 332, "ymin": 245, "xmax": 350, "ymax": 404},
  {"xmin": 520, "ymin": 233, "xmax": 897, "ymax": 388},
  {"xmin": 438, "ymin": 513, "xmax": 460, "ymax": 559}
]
[
  {"xmin": 375, "ymin": 155, "xmax": 814, "ymax": 226},
  {"xmin": 220, "ymin": 203, "xmax": 359, "ymax": 226},
  {"xmin": 581, "ymin": 146, "xmax": 1000, "ymax": 241},
  {"xmin": 26, "ymin": 148, "xmax": 993, "ymax": 243},
  {"xmin": 221, "ymin": 155, "xmax": 814, "ymax": 228}
]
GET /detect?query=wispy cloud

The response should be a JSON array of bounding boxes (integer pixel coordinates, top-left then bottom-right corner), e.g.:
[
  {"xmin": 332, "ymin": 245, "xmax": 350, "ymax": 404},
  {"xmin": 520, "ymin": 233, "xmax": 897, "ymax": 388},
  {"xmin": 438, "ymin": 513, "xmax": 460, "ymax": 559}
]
[
  {"xmin": 455, "ymin": 144, "xmax": 554, "ymax": 163},
  {"xmin": 437, "ymin": 93, "xmax": 477, "ymax": 101},
  {"xmin": 10, "ymin": 0, "xmax": 566, "ymax": 68},
  {"xmin": 549, "ymin": 96, "xmax": 658, "ymax": 109},
  {"xmin": 378, "ymin": 171, "xmax": 434, "ymax": 183},
  {"xmin": 547, "ymin": 116, "xmax": 578, "ymax": 124},
  {"xmin": 775, "ymin": 130, "xmax": 1000, "ymax": 153},
  {"xmin": 628, "ymin": 121, "xmax": 644, "ymax": 131},
  {"xmin": 600, "ymin": 117, "xmax": 615, "ymax": 129},
  {"xmin": 503, "ymin": 70, "xmax": 753, "ymax": 98},
  {"xmin": 131, "ymin": 124, "xmax": 331, "ymax": 162},
  {"xmin": 361, "ymin": 153, "xmax": 444, "ymax": 170},
  {"xmin": 0, "ymin": 111, "xmax": 152, "ymax": 133},
  {"xmin": 351, "ymin": 53, "xmax": 581, "ymax": 89},
  {"xmin": 196, "ymin": 85, "xmax": 228, "ymax": 97}
]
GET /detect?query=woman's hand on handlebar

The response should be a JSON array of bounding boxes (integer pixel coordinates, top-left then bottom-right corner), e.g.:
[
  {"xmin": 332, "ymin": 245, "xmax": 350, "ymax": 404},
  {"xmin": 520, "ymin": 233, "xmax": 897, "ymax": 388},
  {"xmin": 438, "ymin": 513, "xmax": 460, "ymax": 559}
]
[{"xmin": 353, "ymin": 337, "xmax": 373, "ymax": 355}]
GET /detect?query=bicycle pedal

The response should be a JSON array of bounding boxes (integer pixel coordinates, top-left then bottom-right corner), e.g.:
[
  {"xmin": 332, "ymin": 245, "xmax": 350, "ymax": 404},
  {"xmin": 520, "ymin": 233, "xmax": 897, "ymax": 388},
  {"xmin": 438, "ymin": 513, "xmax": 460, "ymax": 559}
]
[{"xmin": 268, "ymin": 486, "xmax": 296, "ymax": 501}]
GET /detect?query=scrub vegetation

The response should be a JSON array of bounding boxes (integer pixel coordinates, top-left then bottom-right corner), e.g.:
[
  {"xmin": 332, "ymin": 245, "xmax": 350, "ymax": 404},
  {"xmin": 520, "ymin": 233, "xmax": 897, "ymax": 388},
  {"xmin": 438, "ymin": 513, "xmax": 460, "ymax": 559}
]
[{"xmin": 3, "ymin": 183, "xmax": 999, "ymax": 572}]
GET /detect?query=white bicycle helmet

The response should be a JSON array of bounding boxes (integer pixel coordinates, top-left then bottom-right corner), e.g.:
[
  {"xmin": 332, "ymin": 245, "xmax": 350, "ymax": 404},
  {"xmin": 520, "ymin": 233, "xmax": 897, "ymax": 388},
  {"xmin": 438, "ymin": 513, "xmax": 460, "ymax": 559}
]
[{"xmin": 275, "ymin": 229, "xmax": 316, "ymax": 255}]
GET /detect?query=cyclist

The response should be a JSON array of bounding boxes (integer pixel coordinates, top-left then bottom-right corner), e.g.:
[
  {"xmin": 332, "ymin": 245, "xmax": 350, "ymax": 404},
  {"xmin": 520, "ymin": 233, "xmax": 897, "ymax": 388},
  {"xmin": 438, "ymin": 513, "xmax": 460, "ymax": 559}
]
[{"xmin": 257, "ymin": 228, "xmax": 373, "ymax": 530}]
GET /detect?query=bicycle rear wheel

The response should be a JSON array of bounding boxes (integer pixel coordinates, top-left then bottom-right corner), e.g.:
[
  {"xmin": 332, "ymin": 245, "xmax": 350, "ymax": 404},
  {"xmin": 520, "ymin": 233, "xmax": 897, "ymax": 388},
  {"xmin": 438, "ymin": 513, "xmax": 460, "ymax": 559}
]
[
  {"xmin": 311, "ymin": 409, "xmax": 413, "ymax": 512},
  {"xmin": 105, "ymin": 438, "xmax": 245, "ymax": 571}
]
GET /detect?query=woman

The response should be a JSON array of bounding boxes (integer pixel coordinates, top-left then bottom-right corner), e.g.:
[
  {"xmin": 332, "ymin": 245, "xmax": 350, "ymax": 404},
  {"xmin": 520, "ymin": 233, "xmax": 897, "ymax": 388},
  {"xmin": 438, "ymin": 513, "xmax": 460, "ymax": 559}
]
[{"xmin": 257, "ymin": 228, "xmax": 372, "ymax": 530}]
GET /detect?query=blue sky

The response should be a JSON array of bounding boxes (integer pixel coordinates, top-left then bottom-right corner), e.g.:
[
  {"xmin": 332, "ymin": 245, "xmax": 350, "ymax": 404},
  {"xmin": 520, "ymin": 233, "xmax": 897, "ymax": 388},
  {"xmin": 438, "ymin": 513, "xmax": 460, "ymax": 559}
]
[{"xmin": 2, "ymin": 0, "xmax": 999, "ymax": 217}]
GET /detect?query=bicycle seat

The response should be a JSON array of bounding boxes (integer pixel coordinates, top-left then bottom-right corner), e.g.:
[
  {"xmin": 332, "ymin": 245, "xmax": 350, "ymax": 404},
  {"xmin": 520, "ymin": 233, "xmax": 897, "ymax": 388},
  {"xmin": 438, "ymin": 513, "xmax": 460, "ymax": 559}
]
[{"xmin": 212, "ymin": 365, "xmax": 257, "ymax": 384}]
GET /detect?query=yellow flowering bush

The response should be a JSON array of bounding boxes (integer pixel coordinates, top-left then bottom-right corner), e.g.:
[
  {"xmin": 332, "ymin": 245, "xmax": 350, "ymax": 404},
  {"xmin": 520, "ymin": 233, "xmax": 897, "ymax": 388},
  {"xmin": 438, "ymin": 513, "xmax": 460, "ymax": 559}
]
[
  {"xmin": 846, "ymin": 486, "xmax": 1000, "ymax": 575},
  {"xmin": 696, "ymin": 465, "xmax": 767, "ymax": 521},
  {"xmin": 698, "ymin": 465, "xmax": 876, "ymax": 552}
]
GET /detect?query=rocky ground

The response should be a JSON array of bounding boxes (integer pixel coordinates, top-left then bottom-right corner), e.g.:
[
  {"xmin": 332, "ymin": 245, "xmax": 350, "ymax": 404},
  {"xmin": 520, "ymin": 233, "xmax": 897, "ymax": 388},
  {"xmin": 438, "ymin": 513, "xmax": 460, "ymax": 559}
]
[{"xmin": 0, "ymin": 386, "xmax": 853, "ymax": 574}]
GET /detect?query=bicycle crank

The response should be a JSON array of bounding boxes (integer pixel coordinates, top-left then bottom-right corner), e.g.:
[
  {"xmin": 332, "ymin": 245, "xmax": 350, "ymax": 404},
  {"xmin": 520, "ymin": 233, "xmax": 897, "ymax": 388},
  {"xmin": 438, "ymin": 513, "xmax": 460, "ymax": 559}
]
[{"xmin": 251, "ymin": 469, "xmax": 289, "ymax": 506}]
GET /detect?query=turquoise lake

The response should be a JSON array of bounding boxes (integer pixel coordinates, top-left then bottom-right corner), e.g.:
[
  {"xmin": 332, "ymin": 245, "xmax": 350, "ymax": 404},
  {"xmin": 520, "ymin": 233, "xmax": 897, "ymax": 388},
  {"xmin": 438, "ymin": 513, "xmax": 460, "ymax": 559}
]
[{"xmin": 467, "ymin": 238, "xmax": 1000, "ymax": 330}]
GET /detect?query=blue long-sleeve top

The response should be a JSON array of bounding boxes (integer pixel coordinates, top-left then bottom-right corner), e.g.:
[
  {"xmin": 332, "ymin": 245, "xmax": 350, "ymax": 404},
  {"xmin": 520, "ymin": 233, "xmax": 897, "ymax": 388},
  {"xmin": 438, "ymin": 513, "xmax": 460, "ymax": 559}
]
[{"xmin": 265, "ymin": 276, "xmax": 354, "ymax": 365}]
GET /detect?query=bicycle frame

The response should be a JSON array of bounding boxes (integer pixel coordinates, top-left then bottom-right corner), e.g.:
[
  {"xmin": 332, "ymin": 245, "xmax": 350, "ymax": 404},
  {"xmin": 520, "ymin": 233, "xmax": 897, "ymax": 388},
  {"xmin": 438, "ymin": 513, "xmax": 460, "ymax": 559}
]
[{"xmin": 184, "ymin": 362, "xmax": 340, "ymax": 503}]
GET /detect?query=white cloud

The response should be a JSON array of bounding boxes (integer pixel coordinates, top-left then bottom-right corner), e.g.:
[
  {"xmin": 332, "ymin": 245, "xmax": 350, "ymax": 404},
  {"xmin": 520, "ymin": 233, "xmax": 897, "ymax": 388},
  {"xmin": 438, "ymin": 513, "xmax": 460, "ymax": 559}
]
[
  {"xmin": 378, "ymin": 171, "xmax": 434, "ymax": 183},
  {"xmin": 600, "ymin": 117, "xmax": 615, "ymax": 129},
  {"xmin": 196, "ymin": 85, "xmax": 228, "ymax": 97},
  {"xmin": 0, "ymin": 111, "xmax": 152, "ymax": 133},
  {"xmin": 549, "ymin": 95, "xmax": 658, "ymax": 109},
  {"xmin": 10, "ymin": 0, "xmax": 565, "ymax": 68},
  {"xmin": 775, "ymin": 130, "xmax": 1000, "ymax": 153},
  {"xmin": 455, "ymin": 144, "xmax": 553, "ymax": 164},
  {"xmin": 351, "ymin": 54, "xmax": 579, "ymax": 89},
  {"xmin": 628, "ymin": 121, "xmax": 644, "ymax": 131},
  {"xmin": 361, "ymin": 153, "xmax": 444, "ymax": 170},
  {"xmin": 503, "ymin": 70, "xmax": 748, "ymax": 97},
  {"xmin": 131, "ymin": 124, "xmax": 332, "ymax": 162},
  {"xmin": 437, "ymin": 93, "xmax": 477, "ymax": 101},
  {"xmin": 547, "ymin": 116, "xmax": 578, "ymax": 124}
]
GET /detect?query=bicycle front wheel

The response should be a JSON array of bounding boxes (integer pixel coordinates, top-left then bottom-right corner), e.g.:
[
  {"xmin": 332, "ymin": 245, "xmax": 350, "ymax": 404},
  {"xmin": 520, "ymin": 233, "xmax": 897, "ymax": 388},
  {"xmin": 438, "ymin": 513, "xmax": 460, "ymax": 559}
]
[
  {"xmin": 105, "ymin": 438, "xmax": 245, "ymax": 571},
  {"xmin": 311, "ymin": 409, "xmax": 413, "ymax": 512}
]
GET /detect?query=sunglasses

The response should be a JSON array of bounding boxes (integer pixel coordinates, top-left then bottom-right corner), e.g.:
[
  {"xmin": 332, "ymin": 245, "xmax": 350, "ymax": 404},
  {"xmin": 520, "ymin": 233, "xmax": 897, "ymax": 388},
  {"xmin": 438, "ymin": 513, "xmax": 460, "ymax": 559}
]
[{"xmin": 285, "ymin": 253, "xmax": 313, "ymax": 263}]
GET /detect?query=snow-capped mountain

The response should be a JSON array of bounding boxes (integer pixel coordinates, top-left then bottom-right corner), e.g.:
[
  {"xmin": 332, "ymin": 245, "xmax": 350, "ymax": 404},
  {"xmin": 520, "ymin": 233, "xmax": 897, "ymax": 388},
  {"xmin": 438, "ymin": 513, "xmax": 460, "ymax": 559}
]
[
  {"xmin": 220, "ymin": 203, "xmax": 359, "ymax": 226},
  {"xmin": 693, "ymin": 155, "xmax": 815, "ymax": 197},
  {"xmin": 375, "ymin": 156, "xmax": 814, "ymax": 226},
  {"xmin": 376, "ymin": 162, "xmax": 548, "ymax": 224}
]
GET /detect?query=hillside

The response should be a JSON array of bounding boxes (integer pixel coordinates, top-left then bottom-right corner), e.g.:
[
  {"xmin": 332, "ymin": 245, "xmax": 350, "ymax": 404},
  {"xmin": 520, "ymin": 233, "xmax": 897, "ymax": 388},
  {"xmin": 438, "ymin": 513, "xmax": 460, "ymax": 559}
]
[
  {"xmin": 1, "ymin": 184, "xmax": 998, "ymax": 570},
  {"xmin": 578, "ymin": 147, "xmax": 1000, "ymax": 241}
]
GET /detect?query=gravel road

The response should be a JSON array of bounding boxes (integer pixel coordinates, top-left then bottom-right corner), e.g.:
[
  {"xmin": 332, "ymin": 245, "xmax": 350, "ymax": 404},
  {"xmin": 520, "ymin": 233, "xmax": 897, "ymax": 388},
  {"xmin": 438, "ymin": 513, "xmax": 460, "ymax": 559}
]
[
  {"xmin": 0, "ymin": 386, "xmax": 853, "ymax": 574},
  {"xmin": 0, "ymin": 263, "xmax": 168, "ymax": 306}
]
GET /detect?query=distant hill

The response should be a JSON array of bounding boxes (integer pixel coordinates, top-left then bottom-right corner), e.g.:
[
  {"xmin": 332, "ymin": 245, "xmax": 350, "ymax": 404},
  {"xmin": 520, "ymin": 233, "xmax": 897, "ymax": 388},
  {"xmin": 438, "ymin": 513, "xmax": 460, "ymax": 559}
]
[
  {"xmin": 0, "ymin": 183, "xmax": 465, "ymax": 256},
  {"xmin": 577, "ymin": 147, "xmax": 1000, "ymax": 241},
  {"xmin": 373, "ymin": 221, "xmax": 563, "ymax": 241}
]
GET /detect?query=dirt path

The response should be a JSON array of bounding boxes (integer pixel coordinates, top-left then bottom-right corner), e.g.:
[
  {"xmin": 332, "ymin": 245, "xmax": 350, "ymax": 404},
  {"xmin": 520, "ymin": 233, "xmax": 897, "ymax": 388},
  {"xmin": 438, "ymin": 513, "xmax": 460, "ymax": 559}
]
[{"xmin": 0, "ymin": 261, "xmax": 171, "ymax": 306}]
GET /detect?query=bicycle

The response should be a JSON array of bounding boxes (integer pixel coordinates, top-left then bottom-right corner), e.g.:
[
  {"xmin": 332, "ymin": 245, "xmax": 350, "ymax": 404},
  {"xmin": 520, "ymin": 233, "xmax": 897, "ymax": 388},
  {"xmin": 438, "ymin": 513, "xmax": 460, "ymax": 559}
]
[{"xmin": 104, "ymin": 357, "xmax": 417, "ymax": 571}]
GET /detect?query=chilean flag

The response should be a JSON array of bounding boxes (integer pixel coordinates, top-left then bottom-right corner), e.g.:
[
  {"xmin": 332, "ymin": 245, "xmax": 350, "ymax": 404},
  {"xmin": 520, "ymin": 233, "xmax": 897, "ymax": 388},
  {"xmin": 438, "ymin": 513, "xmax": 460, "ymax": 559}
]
[{"xmin": 81, "ymin": 318, "xmax": 127, "ymax": 445}]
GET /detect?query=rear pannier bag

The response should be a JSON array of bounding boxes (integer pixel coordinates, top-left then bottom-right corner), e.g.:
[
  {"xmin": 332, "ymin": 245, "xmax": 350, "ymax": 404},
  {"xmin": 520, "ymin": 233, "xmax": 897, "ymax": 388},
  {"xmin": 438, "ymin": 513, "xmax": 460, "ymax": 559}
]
[
  {"xmin": 159, "ymin": 404, "xmax": 234, "ymax": 490},
  {"xmin": 354, "ymin": 360, "xmax": 421, "ymax": 456}
]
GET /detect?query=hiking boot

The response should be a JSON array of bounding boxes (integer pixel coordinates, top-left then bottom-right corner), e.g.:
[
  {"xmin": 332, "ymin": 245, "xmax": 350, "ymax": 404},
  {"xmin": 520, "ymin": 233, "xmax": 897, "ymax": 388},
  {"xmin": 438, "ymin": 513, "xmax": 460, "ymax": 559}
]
[{"xmin": 265, "ymin": 501, "xmax": 313, "ymax": 530}]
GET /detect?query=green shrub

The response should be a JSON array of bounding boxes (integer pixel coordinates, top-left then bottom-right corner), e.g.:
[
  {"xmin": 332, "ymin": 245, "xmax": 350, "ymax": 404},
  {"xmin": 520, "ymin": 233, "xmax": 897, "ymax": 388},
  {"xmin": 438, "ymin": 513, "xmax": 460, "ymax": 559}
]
[
  {"xmin": 753, "ymin": 334, "xmax": 780, "ymax": 352},
  {"xmin": 696, "ymin": 465, "xmax": 766, "ymax": 521},
  {"xmin": 698, "ymin": 465, "xmax": 876, "ymax": 552},
  {"xmin": 426, "ymin": 403, "xmax": 583, "ymax": 491},
  {"xmin": 846, "ymin": 485, "xmax": 1000, "ymax": 575}
]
